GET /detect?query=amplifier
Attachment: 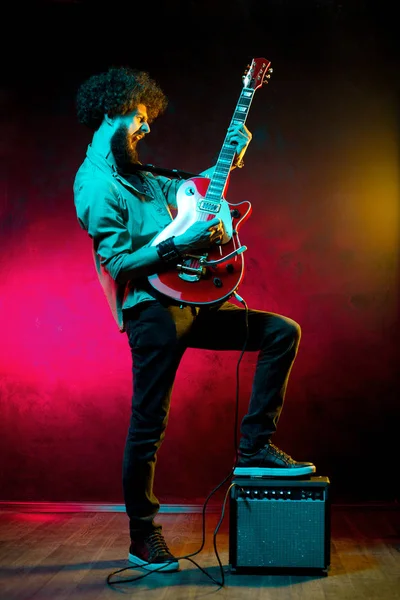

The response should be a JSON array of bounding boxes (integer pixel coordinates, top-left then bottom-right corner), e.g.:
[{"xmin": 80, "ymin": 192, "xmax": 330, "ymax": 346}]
[{"xmin": 229, "ymin": 475, "xmax": 330, "ymax": 574}]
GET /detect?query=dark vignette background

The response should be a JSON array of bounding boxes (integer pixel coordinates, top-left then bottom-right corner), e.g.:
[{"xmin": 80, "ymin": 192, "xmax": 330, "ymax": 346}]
[{"xmin": 1, "ymin": 0, "xmax": 399, "ymax": 505}]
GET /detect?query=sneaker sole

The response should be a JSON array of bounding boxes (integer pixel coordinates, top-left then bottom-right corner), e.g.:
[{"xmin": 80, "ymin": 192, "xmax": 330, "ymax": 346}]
[
  {"xmin": 233, "ymin": 465, "xmax": 316, "ymax": 477},
  {"xmin": 128, "ymin": 552, "xmax": 179, "ymax": 572}
]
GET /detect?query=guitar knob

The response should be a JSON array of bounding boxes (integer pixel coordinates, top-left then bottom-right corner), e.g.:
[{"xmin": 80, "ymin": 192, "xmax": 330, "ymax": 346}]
[
  {"xmin": 230, "ymin": 209, "xmax": 241, "ymax": 218},
  {"xmin": 213, "ymin": 278, "xmax": 223, "ymax": 288}
]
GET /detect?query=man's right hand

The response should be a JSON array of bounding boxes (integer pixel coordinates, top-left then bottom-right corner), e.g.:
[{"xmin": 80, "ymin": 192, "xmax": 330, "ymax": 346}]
[{"xmin": 174, "ymin": 217, "xmax": 224, "ymax": 253}]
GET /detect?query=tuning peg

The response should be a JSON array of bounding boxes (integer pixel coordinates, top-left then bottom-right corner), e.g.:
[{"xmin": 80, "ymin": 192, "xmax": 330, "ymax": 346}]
[{"xmin": 268, "ymin": 68, "xmax": 273, "ymax": 73}]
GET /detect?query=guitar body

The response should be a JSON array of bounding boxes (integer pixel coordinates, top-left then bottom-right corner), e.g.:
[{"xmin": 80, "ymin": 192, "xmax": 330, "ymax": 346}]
[
  {"xmin": 148, "ymin": 176, "xmax": 252, "ymax": 305},
  {"xmin": 147, "ymin": 57, "xmax": 272, "ymax": 307}
]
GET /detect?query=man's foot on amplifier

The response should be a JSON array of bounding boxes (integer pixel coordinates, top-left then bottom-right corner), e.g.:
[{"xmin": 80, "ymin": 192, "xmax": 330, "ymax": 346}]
[{"xmin": 233, "ymin": 443, "xmax": 316, "ymax": 477}]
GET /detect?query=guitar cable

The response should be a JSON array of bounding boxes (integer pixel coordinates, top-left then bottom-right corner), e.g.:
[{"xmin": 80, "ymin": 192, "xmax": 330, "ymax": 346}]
[{"xmin": 106, "ymin": 291, "xmax": 250, "ymax": 589}]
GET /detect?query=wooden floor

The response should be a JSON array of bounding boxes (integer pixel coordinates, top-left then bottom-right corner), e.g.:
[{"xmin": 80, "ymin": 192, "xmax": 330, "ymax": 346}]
[{"xmin": 0, "ymin": 505, "xmax": 399, "ymax": 600}]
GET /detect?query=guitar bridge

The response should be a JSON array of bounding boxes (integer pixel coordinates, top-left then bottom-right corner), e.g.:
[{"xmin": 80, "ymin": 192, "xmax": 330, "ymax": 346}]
[{"xmin": 177, "ymin": 253, "xmax": 208, "ymax": 281}]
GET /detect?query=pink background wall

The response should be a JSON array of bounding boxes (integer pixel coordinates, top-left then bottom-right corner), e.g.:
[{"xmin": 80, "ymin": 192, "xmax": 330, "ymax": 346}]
[{"xmin": 1, "ymin": 2, "xmax": 398, "ymax": 504}]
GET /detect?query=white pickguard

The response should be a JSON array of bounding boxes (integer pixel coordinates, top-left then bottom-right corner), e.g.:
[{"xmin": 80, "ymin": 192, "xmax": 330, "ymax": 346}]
[{"xmin": 151, "ymin": 178, "xmax": 233, "ymax": 247}]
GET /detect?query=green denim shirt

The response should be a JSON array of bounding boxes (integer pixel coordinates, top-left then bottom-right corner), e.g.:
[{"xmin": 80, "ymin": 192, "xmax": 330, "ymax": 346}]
[{"xmin": 73, "ymin": 143, "xmax": 182, "ymax": 332}]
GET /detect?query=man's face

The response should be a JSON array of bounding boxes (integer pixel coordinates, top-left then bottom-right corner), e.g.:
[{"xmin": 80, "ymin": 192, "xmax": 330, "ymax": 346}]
[{"xmin": 110, "ymin": 104, "xmax": 150, "ymax": 171}]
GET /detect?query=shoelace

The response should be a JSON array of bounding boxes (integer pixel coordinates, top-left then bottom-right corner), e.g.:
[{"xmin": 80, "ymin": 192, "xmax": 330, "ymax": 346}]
[
  {"xmin": 147, "ymin": 532, "xmax": 171, "ymax": 557},
  {"xmin": 269, "ymin": 443, "xmax": 294, "ymax": 462}
]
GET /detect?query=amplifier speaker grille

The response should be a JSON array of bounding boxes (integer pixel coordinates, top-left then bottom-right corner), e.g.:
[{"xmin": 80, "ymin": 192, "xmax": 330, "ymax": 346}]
[{"xmin": 229, "ymin": 476, "xmax": 330, "ymax": 573}]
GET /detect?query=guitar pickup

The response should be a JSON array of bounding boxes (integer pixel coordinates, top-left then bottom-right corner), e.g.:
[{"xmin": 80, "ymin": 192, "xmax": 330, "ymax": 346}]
[{"xmin": 198, "ymin": 200, "xmax": 221, "ymax": 213}]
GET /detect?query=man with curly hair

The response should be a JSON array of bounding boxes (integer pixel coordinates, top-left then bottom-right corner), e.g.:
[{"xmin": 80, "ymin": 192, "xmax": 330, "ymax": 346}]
[{"xmin": 73, "ymin": 66, "xmax": 316, "ymax": 573}]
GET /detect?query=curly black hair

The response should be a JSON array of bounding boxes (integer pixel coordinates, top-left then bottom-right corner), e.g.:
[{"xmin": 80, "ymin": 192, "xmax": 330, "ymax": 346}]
[{"xmin": 75, "ymin": 66, "xmax": 168, "ymax": 130}]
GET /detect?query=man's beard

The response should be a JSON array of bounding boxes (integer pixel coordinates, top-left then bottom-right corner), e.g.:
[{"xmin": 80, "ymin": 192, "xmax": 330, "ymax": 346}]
[{"xmin": 111, "ymin": 125, "xmax": 140, "ymax": 173}]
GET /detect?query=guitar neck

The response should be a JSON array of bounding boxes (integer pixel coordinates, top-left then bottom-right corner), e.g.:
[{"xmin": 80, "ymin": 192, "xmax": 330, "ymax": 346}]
[{"xmin": 205, "ymin": 87, "xmax": 256, "ymax": 202}]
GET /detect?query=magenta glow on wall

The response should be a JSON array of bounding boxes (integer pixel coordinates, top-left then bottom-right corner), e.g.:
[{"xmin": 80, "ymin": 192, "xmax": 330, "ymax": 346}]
[{"xmin": 1, "ymin": 11, "xmax": 399, "ymax": 505}]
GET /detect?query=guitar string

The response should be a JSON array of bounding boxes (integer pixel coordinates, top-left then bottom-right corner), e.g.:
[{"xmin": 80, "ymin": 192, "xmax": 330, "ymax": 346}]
[{"xmin": 187, "ymin": 88, "xmax": 253, "ymax": 269}]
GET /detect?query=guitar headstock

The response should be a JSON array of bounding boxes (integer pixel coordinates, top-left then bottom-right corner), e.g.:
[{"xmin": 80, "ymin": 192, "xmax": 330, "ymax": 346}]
[{"xmin": 242, "ymin": 57, "xmax": 273, "ymax": 90}]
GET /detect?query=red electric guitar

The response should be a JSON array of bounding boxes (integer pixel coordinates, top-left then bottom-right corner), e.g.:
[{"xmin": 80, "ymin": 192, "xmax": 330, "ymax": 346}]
[{"xmin": 148, "ymin": 57, "xmax": 272, "ymax": 306}]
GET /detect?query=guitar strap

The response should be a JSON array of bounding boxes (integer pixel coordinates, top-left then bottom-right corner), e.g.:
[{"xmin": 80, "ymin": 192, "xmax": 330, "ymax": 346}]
[{"xmin": 125, "ymin": 163, "xmax": 198, "ymax": 180}]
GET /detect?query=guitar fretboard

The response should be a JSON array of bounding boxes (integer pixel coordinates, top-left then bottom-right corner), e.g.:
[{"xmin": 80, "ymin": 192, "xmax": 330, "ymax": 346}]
[{"xmin": 205, "ymin": 88, "xmax": 255, "ymax": 203}]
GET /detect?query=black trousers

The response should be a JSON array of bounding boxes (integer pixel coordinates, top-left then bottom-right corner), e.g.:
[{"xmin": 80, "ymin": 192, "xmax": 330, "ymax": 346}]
[{"xmin": 123, "ymin": 299, "xmax": 301, "ymax": 538}]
